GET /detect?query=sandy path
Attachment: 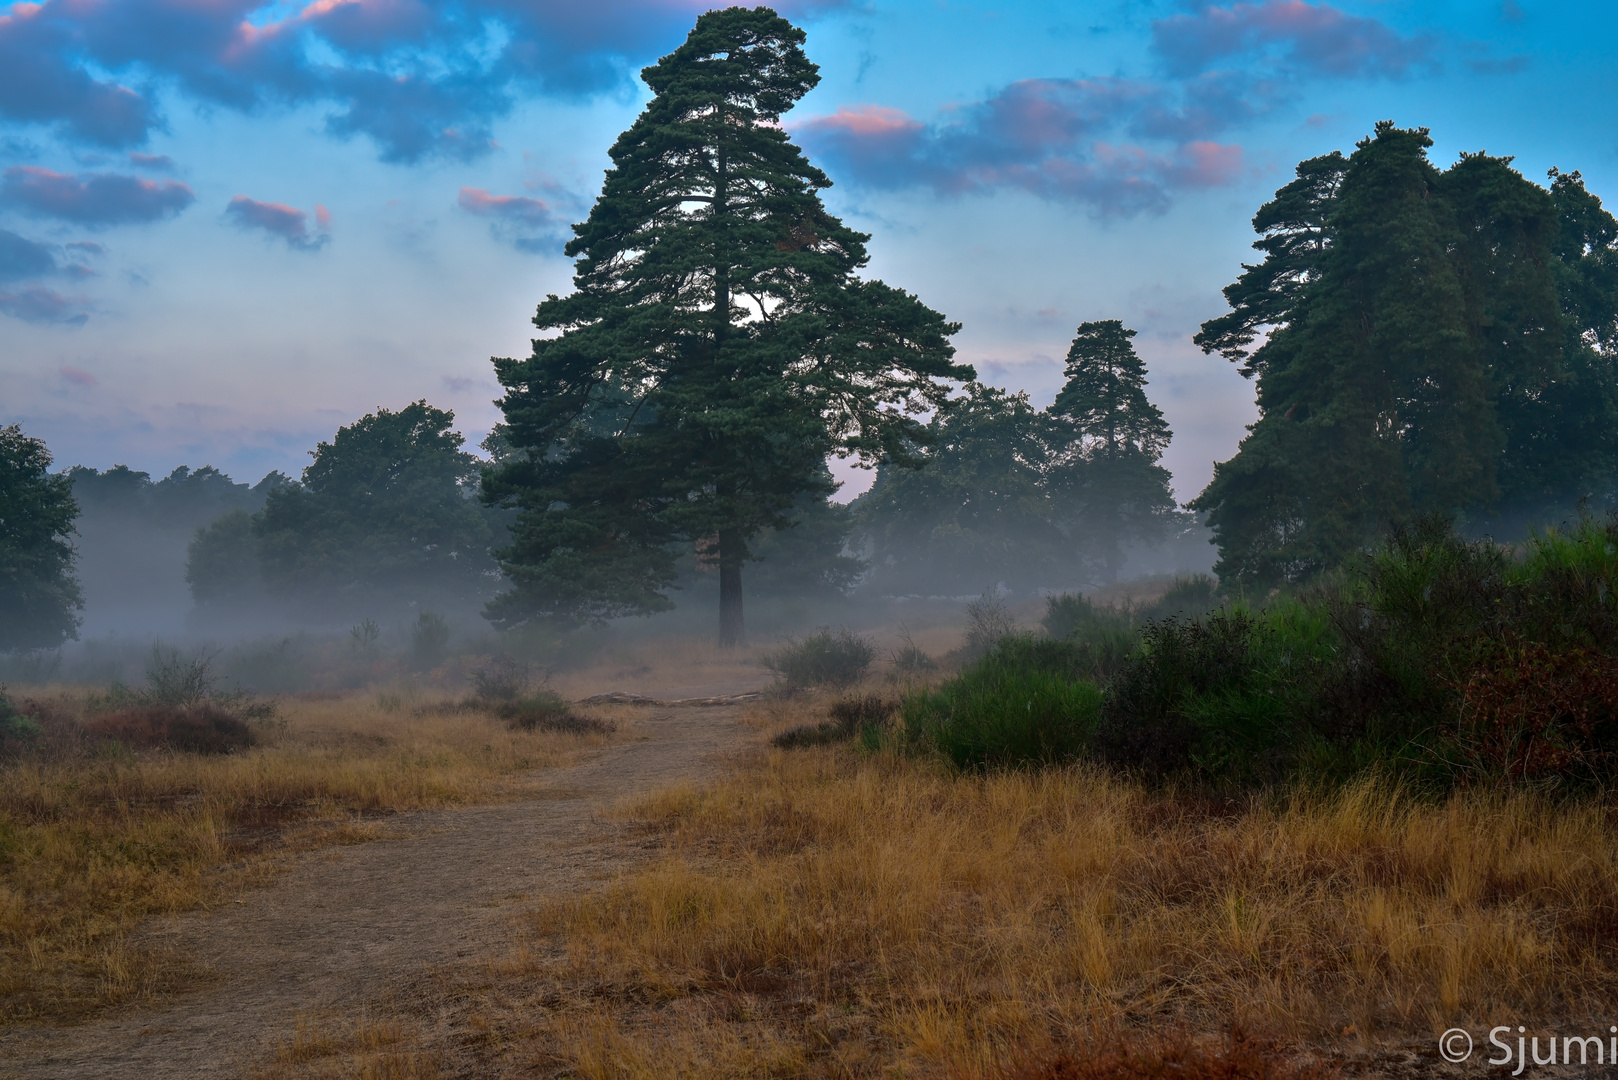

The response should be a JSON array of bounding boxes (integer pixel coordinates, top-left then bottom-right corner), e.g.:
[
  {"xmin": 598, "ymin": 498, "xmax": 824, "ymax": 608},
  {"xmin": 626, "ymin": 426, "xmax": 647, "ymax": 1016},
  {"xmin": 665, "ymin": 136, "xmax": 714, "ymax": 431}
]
[{"xmin": 1, "ymin": 702, "xmax": 749, "ymax": 1080}]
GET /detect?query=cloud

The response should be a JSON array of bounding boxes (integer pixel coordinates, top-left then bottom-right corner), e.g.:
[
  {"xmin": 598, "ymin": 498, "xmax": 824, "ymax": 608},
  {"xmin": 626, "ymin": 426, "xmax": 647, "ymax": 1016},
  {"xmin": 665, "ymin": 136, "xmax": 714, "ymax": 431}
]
[
  {"xmin": 59, "ymin": 365, "xmax": 96, "ymax": 386},
  {"xmin": 225, "ymin": 196, "xmax": 330, "ymax": 250},
  {"xmin": 0, "ymin": 0, "xmax": 849, "ymax": 163},
  {"xmin": 1150, "ymin": 1, "xmax": 1434, "ymax": 79},
  {"xmin": 0, "ymin": 166, "xmax": 195, "ymax": 225},
  {"xmin": 128, "ymin": 152, "xmax": 176, "ymax": 171},
  {"xmin": 458, "ymin": 186, "xmax": 571, "ymax": 253},
  {"xmin": 799, "ymin": 79, "xmax": 1247, "ymax": 217},
  {"xmin": 0, "ymin": 3, "xmax": 157, "ymax": 148},
  {"xmin": 0, "ymin": 285, "xmax": 88, "ymax": 325},
  {"xmin": 0, "ymin": 228, "xmax": 59, "ymax": 282}
]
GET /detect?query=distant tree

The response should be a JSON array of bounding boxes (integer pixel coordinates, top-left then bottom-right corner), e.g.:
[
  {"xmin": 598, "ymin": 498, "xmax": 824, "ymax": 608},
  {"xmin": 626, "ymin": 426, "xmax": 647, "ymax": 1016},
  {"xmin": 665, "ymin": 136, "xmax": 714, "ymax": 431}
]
[
  {"xmin": 854, "ymin": 384, "xmax": 1058, "ymax": 595},
  {"xmin": 484, "ymin": 6, "xmax": 968, "ymax": 644},
  {"xmin": 1046, "ymin": 320, "xmax": 1177, "ymax": 581},
  {"xmin": 737, "ymin": 484, "xmax": 865, "ymax": 600},
  {"xmin": 0, "ymin": 425, "xmax": 82, "ymax": 651},
  {"xmin": 185, "ymin": 508, "xmax": 260, "ymax": 606},
  {"xmin": 253, "ymin": 401, "xmax": 499, "ymax": 616},
  {"xmin": 1191, "ymin": 123, "xmax": 1618, "ymax": 587}
]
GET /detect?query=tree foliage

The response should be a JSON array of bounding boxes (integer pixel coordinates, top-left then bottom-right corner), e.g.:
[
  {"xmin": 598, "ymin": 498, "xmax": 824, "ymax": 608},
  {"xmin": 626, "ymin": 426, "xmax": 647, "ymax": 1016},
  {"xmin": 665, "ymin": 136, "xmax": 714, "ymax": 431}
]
[
  {"xmin": 1192, "ymin": 123, "xmax": 1618, "ymax": 588},
  {"xmin": 484, "ymin": 6, "xmax": 968, "ymax": 642},
  {"xmin": 1047, "ymin": 320, "xmax": 1178, "ymax": 579},
  {"xmin": 856, "ymin": 328, "xmax": 1183, "ymax": 595},
  {"xmin": 250, "ymin": 401, "xmax": 499, "ymax": 616},
  {"xmin": 0, "ymin": 425, "xmax": 82, "ymax": 651},
  {"xmin": 856, "ymin": 384, "xmax": 1058, "ymax": 595}
]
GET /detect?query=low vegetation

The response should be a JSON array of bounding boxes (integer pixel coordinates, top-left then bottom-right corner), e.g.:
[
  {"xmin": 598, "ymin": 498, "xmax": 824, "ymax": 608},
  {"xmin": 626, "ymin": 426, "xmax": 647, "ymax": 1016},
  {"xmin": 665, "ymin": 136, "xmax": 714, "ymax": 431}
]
[
  {"xmin": 0, "ymin": 681, "xmax": 609, "ymax": 1025},
  {"xmin": 760, "ymin": 627, "xmax": 877, "ymax": 689},
  {"xmin": 900, "ymin": 517, "xmax": 1618, "ymax": 793},
  {"xmin": 326, "ymin": 718, "xmax": 1616, "ymax": 1077}
]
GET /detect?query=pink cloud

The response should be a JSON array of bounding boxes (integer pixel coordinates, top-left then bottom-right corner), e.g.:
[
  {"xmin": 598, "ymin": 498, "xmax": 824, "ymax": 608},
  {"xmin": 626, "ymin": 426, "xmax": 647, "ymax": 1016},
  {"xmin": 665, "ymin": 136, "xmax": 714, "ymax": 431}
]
[
  {"xmin": 60, "ymin": 364, "xmax": 96, "ymax": 386},
  {"xmin": 458, "ymin": 186, "xmax": 571, "ymax": 253},
  {"xmin": 799, "ymin": 80, "xmax": 1249, "ymax": 217},
  {"xmin": 1151, "ymin": 1, "xmax": 1433, "ymax": 79},
  {"xmin": 314, "ymin": 203, "xmax": 332, "ymax": 228},
  {"xmin": 225, "ymin": 195, "xmax": 329, "ymax": 250},
  {"xmin": 457, "ymin": 186, "xmax": 556, "ymax": 225},
  {"xmin": 1, "ymin": 166, "xmax": 195, "ymax": 224},
  {"xmin": 804, "ymin": 105, "xmax": 921, "ymax": 139}
]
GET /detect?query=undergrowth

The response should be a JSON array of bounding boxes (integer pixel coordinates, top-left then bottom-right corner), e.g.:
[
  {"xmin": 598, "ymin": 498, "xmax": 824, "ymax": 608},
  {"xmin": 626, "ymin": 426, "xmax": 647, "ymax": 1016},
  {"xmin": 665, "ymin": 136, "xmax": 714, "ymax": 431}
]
[{"xmin": 902, "ymin": 516, "xmax": 1618, "ymax": 792}]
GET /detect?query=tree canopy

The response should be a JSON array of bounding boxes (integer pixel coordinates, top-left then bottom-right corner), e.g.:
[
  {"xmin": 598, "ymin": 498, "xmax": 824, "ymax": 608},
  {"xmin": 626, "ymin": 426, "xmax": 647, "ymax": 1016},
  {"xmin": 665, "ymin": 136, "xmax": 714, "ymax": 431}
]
[
  {"xmin": 856, "ymin": 323, "xmax": 1183, "ymax": 595},
  {"xmin": 855, "ymin": 384, "xmax": 1058, "ymax": 596},
  {"xmin": 484, "ymin": 5, "xmax": 969, "ymax": 644},
  {"xmin": 238, "ymin": 401, "xmax": 500, "ymax": 617},
  {"xmin": 1191, "ymin": 123, "xmax": 1618, "ymax": 587},
  {"xmin": 0, "ymin": 425, "xmax": 82, "ymax": 651},
  {"xmin": 1046, "ymin": 320, "xmax": 1178, "ymax": 580}
]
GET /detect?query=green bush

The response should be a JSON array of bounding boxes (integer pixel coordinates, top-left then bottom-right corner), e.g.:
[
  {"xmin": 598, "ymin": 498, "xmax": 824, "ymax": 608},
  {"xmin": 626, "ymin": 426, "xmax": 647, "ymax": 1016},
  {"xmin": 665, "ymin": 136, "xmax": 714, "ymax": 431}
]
[
  {"xmin": 1141, "ymin": 574, "xmax": 1221, "ymax": 622},
  {"xmin": 902, "ymin": 636, "xmax": 1103, "ymax": 769},
  {"xmin": 761, "ymin": 627, "xmax": 876, "ymax": 689},
  {"xmin": 0, "ymin": 687, "xmax": 41, "ymax": 749},
  {"xmin": 1093, "ymin": 516, "xmax": 1618, "ymax": 789},
  {"xmin": 773, "ymin": 695, "xmax": 896, "ymax": 749},
  {"xmin": 1040, "ymin": 592, "xmax": 1141, "ymax": 683}
]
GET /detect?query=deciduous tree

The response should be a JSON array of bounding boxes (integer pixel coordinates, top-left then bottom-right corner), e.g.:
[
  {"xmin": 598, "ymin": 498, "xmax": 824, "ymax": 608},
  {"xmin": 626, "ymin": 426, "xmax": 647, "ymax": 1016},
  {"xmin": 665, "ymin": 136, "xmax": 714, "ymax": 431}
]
[
  {"xmin": 0, "ymin": 425, "xmax": 82, "ymax": 651},
  {"xmin": 253, "ymin": 401, "xmax": 499, "ymax": 616}
]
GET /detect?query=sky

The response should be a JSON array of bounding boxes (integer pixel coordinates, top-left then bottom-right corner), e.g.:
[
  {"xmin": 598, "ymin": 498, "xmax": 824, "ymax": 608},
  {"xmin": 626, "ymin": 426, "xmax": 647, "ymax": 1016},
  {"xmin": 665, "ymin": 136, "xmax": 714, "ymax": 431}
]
[{"xmin": 1, "ymin": 0, "xmax": 1613, "ymax": 506}]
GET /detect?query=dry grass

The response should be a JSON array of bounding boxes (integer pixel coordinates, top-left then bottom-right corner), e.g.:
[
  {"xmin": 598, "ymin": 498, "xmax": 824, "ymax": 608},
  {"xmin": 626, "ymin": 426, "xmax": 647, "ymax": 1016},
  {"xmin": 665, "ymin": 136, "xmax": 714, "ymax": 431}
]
[
  {"xmin": 318, "ymin": 693, "xmax": 1618, "ymax": 1078},
  {"xmin": 0, "ymin": 686, "xmax": 612, "ymax": 1025}
]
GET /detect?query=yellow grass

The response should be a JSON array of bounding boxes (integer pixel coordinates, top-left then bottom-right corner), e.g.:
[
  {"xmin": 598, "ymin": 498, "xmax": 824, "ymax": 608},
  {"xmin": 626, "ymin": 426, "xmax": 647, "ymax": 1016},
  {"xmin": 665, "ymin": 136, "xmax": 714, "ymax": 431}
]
[
  {"xmin": 0, "ymin": 687, "xmax": 610, "ymax": 1024},
  {"xmin": 414, "ymin": 697, "xmax": 1618, "ymax": 1077}
]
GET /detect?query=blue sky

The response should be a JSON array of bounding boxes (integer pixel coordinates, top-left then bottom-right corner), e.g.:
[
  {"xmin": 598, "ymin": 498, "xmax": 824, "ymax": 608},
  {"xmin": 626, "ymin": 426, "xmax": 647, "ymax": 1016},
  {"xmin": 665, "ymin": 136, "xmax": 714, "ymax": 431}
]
[{"xmin": 1, "ymin": 0, "xmax": 1611, "ymax": 504}]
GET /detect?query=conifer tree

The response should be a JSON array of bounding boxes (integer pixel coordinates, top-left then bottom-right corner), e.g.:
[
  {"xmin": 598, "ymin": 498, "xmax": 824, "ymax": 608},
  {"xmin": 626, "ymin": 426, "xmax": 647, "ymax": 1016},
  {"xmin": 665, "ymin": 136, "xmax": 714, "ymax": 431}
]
[
  {"xmin": 1046, "ymin": 320, "xmax": 1177, "ymax": 581},
  {"xmin": 485, "ymin": 7, "xmax": 967, "ymax": 643},
  {"xmin": 1193, "ymin": 123, "xmax": 1618, "ymax": 586}
]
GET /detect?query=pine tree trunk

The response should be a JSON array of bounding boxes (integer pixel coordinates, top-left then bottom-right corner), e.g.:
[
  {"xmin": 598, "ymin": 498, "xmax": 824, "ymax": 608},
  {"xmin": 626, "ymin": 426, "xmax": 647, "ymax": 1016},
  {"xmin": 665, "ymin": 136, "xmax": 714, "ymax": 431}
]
[{"xmin": 718, "ymin": 527, "xmax": 745, "ymax": 647}]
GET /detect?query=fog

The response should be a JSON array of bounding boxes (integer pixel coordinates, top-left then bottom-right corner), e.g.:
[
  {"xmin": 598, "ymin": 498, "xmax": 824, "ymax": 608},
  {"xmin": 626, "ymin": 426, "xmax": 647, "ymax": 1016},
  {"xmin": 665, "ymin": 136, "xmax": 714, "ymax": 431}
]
[{"xmin": 4, "ymin": 452, "xmax": 1227, "ymax": 696}]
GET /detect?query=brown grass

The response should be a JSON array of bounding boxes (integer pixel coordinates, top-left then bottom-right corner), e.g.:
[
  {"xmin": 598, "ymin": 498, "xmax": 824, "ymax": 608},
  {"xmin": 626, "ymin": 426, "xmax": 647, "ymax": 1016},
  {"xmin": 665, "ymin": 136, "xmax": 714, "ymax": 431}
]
[
  {"xmin": 0, "ymin": 687, "xmax": 612, "ymax": 1025},
  {"xmin": 309, "ymin": 692, "xmax": 1618, "ymax": 1078}
]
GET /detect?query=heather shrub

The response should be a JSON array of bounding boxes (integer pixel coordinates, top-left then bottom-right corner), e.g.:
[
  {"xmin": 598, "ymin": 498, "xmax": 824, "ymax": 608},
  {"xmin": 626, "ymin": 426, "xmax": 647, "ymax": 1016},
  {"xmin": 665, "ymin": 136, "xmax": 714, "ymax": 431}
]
[
  {"xmin": 761, "ymin": 627, "xmax": 876, "ymax": 689},
  {"xmin": 86, "ymin": 704, "xmax": 254, "ymax": 754},
  {"xmin": 497, "ymin": 692, "xmax": 613, "ymax": 735},
  {"xmin": 902, "ymin": 636, "xmax": 1103, "ymax": 770},
  {"xmin": 773, "ymin": 695, "xmax": 896, "ymax": 749}
]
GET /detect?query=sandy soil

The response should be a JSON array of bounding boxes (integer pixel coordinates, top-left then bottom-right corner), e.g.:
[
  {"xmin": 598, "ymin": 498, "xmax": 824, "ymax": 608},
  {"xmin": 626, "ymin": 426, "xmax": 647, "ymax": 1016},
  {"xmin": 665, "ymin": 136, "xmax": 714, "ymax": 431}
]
[{"xmin": 0, "ymin": 694, "xmax": 759, "ymax": 1080}]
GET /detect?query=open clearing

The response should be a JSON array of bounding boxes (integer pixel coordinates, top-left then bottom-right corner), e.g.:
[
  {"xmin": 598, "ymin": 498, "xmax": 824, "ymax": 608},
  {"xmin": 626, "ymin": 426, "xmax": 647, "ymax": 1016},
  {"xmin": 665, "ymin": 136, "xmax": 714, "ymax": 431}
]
[{"xmin": 0, "ymin": 691, "xmax": 754, "ymax": 1079}]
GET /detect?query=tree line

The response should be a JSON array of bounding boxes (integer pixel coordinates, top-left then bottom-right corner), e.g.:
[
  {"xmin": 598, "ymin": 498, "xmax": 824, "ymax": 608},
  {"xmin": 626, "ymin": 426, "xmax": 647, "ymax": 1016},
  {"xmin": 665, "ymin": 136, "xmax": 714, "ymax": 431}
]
[{"xmin": 5, "ymin": 7, "xmax": 1618, "ymax": 652}]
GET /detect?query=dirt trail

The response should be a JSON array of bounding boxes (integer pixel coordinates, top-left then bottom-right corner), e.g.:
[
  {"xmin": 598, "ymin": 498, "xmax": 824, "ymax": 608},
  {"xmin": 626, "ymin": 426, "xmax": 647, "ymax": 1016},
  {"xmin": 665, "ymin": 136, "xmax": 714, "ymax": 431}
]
[{"xmin": 1, "ymin": 700, "xmax": 753, "ymax": 1080}]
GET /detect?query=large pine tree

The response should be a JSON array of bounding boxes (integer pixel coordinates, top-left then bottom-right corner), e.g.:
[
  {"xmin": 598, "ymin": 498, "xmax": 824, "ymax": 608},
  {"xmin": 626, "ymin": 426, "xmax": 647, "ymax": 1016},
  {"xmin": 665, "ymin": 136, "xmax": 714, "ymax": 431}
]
[
  {"xmin": 485, "ymin": 7, "xmax": 967, "ymax": 643},
  {"xmin": 1192, "ymin": 123, "xmax": 1618, "ymax": 587},
  {"xmin": 1046, "ymin": 320, "xmax": 1177, "ymax": 581}
]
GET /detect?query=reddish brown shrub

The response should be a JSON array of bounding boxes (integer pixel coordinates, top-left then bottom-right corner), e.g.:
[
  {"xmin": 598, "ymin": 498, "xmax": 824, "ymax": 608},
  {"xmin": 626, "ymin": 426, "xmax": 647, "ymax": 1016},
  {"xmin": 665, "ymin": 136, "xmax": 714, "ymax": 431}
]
[
  {"xmin": 1452, "ymin": 640, "xmax": 1618, "ymax": 783},
  {"xmin": 87, "ymin": 704, "xmax": 254, "ymax": 755}
]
